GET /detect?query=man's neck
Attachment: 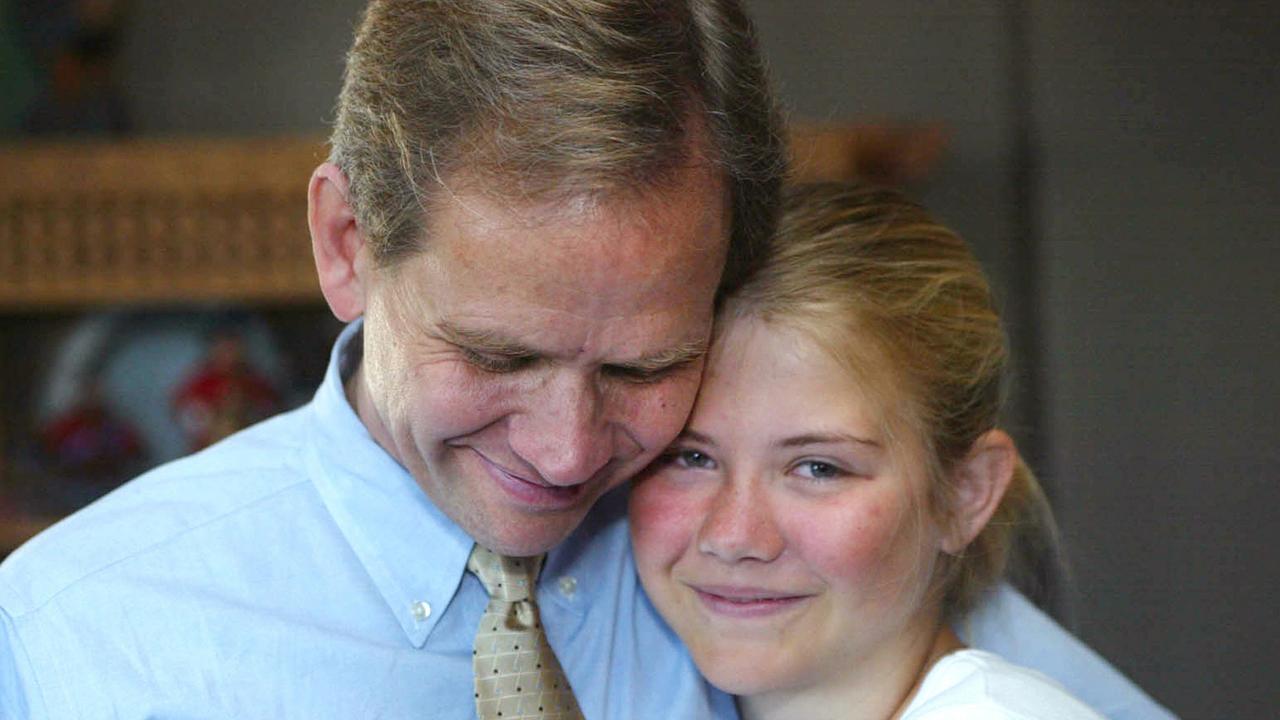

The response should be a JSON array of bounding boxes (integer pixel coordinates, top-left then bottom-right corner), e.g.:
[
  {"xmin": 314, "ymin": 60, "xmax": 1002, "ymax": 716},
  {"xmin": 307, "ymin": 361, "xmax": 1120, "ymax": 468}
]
[{"xmin": 344, "ymin": 360, "xmax": 401, "ymax": 467}]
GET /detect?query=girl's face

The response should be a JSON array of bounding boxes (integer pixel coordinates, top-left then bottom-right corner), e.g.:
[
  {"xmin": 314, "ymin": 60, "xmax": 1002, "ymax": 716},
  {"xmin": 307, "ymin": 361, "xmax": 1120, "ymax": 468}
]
[{"xmin": 630, "ymin": 316, "xmax": 945, "ymax": 697}]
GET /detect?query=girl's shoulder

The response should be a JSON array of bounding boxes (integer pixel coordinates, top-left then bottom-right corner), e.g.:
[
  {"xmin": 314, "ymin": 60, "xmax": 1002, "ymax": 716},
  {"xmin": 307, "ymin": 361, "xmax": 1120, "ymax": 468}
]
[{"xmin": 901, "ymin": 649, "xmax": 1107, "ymax": 720}]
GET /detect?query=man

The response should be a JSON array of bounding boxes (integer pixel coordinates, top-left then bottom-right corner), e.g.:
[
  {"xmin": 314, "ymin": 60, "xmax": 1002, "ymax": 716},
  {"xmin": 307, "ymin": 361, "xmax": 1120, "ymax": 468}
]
[
  {"xmin": 1, "ymin": 2, "xmax": 1172, "ymax": 719},
  {"xmin": 2, "ymin": 2, "xmax": 780, "ymax": 717}
]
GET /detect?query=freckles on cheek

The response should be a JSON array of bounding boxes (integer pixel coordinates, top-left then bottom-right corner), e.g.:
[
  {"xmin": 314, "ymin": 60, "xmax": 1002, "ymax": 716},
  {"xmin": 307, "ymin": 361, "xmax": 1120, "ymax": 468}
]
[{"xmin": 809, "ymin": 500, "xmax": 901, "ymax": 575}]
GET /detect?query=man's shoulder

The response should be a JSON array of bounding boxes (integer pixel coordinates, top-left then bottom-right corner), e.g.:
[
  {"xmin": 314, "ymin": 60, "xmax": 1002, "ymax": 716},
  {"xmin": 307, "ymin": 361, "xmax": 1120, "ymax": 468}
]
[
  {"xmin": 964, "ymin": 585, "xmax": 1107, "ymax": 674},
  {"xmin": 0, "ymin": 407, "xmax": 315, "ymax": 617},
  {"xmin": 964, "ymin": 584, "xmax": 1177, "ymax": 720}
]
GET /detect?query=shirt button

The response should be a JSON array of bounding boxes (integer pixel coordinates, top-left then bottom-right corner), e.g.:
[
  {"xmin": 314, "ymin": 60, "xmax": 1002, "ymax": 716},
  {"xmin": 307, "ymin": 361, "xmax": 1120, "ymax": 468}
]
[
  {"xmin": 412, "ymin": 601, "xmax": 432, "ymax": 621},
  {"xmin": 558, "ymin": 576, "xmax": 578, "ymax": 599}
]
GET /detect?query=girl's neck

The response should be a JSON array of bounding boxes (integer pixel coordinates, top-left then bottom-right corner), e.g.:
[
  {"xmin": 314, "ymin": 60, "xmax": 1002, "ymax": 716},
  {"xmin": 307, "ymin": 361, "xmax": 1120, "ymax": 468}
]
[
  {"xmin": 737, "ymin": 621, "xmax": 963, "ymax": 720},
  {"xmin": 887, "ymin": 626, "xmax": 963, "ymax": 720}
]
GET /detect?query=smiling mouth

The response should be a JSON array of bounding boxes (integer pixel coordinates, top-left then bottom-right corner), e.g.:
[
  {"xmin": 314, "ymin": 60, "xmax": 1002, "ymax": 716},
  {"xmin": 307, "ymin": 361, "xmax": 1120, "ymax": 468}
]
[
  {"xmin": 472, "ymin": 450, "xmax": 587, "ymax": 510},
  {"xmin": 691, "ymin": 586, "xmax": 814, "ymax": 618}
]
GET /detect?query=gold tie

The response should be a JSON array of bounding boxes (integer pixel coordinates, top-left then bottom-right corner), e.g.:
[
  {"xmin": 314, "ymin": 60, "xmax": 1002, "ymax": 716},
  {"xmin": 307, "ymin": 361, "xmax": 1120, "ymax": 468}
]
[{"xmin": 468, "ymin": 545, "xmax": 585, "ymax": 720}]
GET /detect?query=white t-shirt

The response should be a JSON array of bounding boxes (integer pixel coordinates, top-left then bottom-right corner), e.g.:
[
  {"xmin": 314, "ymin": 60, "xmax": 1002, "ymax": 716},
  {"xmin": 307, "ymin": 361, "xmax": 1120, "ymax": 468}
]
[{"xmin": 902, "ymin": 650, "xmax": 1106, "ymax": 719}]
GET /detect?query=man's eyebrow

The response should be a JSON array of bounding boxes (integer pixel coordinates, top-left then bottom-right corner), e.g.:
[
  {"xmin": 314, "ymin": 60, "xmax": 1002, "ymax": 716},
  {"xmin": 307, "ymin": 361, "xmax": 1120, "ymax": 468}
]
[
  {"xmin": 436, "ymin": 321, "xmax": 537, "ymax": 356},
  {"xmin": 437, "ymin": 320, "xmax": 706, "ymax": 368},
  {"xmin": 609, "ymin": 340, "xmax": 708, "ymax": 372},
  {"xmin": 778, "ymin": 432, "xmax": 881, "ymax": 450}
]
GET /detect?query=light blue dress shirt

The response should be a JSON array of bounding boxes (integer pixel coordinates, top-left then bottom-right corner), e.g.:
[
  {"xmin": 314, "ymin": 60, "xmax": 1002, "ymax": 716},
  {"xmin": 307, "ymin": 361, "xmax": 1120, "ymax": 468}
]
[
  {"xmin": 960, "ymin": 584, "xmax": 1177, "ymax": 719},
  {"xmin": 0, "ymin": 321, "xmax": 733, "ymax": 719},
  {"xmin": 1, "ymin": 321, "xmax": 1175, "ymax": 719}
]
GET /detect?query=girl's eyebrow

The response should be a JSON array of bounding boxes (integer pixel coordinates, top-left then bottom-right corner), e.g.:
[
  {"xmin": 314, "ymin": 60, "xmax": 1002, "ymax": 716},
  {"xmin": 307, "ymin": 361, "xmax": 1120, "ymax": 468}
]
[
  {"xmin": 677, "ymin": 428, "xmax": 718, "ymax": 448},
  {"xmin": 777, "ymin": 432, "xmax": 881, "ymax": 450}
]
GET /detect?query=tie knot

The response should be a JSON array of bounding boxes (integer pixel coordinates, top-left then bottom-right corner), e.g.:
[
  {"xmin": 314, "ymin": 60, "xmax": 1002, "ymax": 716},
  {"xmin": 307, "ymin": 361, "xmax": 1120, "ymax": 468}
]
[{"xmin": 467, "ymin": 544, "xmax": 543, "ymax": 602}]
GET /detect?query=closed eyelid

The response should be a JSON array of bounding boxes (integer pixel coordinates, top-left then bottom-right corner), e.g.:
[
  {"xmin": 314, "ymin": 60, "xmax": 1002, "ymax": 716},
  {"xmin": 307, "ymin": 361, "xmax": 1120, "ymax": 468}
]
[
  {"xmin": 437, "ymin": 322, "xmax": 537, "ymax": 359},
  {"xmin": 460, "ymin": 348, "xmax": 537, "ymax": 371},
  {"xmin": 463, "ymin": 346, "xmax": 538, "ymax": 363}
]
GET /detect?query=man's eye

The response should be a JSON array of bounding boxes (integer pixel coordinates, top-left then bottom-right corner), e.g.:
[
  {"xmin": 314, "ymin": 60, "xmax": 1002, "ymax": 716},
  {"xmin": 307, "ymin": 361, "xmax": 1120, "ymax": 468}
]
[
  {"xmin": 604, "ymin": 359, "xmax": 694, "ymax": 384},
  {"xmin": 602, "ymin": 364, "xmax": 668, "ymax": 384},
  {"xmin": 461, "ymin": 348, "xmax": 534, "ymax": 373}
]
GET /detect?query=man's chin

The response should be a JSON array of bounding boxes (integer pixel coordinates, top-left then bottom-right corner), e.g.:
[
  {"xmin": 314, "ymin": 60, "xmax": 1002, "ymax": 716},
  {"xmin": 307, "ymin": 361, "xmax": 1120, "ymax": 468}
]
[{"xmin": 470, "ymin": 512, "xmax": 587, "ymax": 557}]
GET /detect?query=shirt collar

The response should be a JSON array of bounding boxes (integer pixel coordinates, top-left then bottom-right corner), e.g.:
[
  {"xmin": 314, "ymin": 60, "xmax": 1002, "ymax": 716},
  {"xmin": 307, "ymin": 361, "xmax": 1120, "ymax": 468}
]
[{"xmin": 305, "ymin": 319, "xmax": 474, "ymax": 647}]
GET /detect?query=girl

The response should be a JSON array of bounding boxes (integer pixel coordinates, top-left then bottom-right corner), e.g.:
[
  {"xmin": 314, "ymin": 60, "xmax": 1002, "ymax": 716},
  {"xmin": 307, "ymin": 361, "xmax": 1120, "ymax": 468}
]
[{"xmin": 631, "ymin": 183, "xmax": 1101, "ymax": 719}]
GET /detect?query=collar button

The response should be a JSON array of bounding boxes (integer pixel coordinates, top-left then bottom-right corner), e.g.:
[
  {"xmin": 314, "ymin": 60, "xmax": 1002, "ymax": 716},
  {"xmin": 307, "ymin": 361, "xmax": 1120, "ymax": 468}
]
[
  {"xmin": 411, "ymin": 600, "xmax": 432, "ymax": 621},
  {"xmin": 558, "ymin": 576, "xmax": 578, "ymax": 599}
]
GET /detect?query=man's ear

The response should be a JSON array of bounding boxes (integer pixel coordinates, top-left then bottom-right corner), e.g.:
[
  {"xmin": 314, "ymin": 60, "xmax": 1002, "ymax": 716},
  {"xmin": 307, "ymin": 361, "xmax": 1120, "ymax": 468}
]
[
  {"xmin": 940, "ymin": 429, "xmax": 1017, "ymax": 554},
  {"xmin": 309, "ymin": 162, "xmax": 370, "ymax": 322}
]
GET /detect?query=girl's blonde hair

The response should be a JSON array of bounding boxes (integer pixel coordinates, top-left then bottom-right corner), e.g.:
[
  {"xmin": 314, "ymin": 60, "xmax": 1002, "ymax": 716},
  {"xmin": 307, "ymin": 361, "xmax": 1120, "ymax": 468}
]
[{"xmin": 725, "ymin": 182, "xmax": 1058, "ymax": 616}]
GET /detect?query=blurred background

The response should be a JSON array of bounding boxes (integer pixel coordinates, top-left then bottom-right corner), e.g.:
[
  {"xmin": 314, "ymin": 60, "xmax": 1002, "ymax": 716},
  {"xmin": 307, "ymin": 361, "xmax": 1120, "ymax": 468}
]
[{"xmin": 1, "ymin": 1, "xmax": 1277, "ymax": 717}]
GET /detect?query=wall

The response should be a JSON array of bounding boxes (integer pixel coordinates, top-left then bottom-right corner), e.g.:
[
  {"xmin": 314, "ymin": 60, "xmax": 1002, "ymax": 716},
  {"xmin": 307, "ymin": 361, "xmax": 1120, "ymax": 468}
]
[
  {"xmin": 745, "ymin": 0, "xmax": 1040, "ymax": 453},
  {"xmin": 119, "ymin": 0, "xmax": 363, "ymax": 134},
  {"xmin": 1032, "ymin": 3, "xmax": 1280, "ymax": 717}
]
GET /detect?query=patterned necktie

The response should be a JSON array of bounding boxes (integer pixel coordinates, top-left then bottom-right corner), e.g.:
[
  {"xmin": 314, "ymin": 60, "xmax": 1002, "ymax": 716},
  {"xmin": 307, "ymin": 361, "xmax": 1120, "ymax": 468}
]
[{"xmin": 468, "ymin": 544, "xmax": 585, "ymax": 720}]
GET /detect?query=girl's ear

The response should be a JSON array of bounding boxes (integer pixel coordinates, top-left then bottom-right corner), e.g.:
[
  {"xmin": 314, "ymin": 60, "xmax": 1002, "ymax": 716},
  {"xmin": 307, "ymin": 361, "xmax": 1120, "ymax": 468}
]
[
  {"xmin": 941, "ymin": 429, "xmax": 1017, "ymax": 554},
  {"xmin": 309, "ymin": 162, "xmax": 371, "ymax": 322}
]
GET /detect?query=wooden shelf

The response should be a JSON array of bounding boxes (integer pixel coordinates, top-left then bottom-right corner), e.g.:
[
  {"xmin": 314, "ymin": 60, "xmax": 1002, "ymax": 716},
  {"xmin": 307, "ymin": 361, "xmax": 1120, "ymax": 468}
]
[{"xmin": 0, "ymin": 136, "xmax": 328, "ymax": 310}]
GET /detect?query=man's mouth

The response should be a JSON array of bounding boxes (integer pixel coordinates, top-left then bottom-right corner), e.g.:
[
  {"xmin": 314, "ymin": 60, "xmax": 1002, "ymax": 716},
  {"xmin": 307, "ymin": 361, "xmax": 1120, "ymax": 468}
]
[{"xmin": 472, "ymin": 450, "xmax": 587, "ymax": 510}]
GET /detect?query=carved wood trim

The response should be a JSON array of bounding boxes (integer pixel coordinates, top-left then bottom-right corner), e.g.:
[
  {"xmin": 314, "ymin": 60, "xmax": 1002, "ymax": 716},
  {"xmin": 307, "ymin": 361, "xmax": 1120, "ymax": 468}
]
[{"xmin": 0, "ymin": 137, "xmax": 326, "ymax": 309}]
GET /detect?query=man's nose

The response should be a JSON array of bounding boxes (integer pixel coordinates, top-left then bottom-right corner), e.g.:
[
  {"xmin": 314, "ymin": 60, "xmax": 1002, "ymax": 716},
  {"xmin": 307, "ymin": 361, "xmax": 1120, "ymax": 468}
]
[
  {"xmin": 509, "ymin": 374, "xmax": 617, "ymax": 487},
  {"xmin": 696, "ymin": 477, "xmax": 785, "ymax": 564}
]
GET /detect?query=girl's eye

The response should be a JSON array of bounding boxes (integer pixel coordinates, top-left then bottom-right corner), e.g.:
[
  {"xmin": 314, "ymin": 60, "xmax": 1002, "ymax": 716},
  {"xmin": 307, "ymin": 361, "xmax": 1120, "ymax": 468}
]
[
  {"xmin": 671, "ymin": 449, "xmax": 717, "ymax": 470},
  {"xmin": 794, "ymin": 460, "xmax": 846, "ymax": 480}
]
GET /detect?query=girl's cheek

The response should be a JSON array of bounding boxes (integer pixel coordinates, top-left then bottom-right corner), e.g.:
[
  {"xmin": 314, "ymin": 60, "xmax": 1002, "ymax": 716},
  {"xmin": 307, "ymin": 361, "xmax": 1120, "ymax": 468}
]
[
  {"xmin": 631, "ymin": 475, "xmax": 703, "ymax": 561},
  {"xmin": 800, "ymin": 498, "xmax": 900, "ymax": 576}
]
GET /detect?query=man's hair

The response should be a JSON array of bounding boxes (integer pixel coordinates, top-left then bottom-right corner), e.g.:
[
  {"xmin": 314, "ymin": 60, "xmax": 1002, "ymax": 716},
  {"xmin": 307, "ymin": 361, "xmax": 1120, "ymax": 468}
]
[
  {"xmin": 329, "ymin": 0, "xmax": 785, "ymax": 293},
  {"xmin": 725, "ymin": 182, "xmax": 1061, "ymax": 617}
]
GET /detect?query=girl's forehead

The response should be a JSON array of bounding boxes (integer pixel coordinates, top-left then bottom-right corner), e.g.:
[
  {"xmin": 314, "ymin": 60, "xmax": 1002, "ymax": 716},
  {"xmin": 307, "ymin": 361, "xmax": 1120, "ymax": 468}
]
[{"xmin": 706, "ymin": 310, "xmax": 932, "ymax": 462}]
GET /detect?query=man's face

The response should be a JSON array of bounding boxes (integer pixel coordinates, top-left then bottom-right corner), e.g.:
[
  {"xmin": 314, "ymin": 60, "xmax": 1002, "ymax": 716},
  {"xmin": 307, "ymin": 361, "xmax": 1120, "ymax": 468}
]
[{"xmin": 351, "ymin": 163, "xmax": 729, "ymax": 556}]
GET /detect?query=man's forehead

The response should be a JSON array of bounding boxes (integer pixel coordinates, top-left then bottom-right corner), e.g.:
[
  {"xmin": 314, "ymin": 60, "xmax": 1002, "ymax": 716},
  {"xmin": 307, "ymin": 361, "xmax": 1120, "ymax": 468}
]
[
  {"xmin": 437, "ymin": 110, "xmax": 727, "ymax": 213},
  {"xmin": 422, "ymin": 171, "xmax": 732, "ymax": 274},
  {"xmin": 424, "ymin": 121, "xmax": 725, "ymax": 219}
]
